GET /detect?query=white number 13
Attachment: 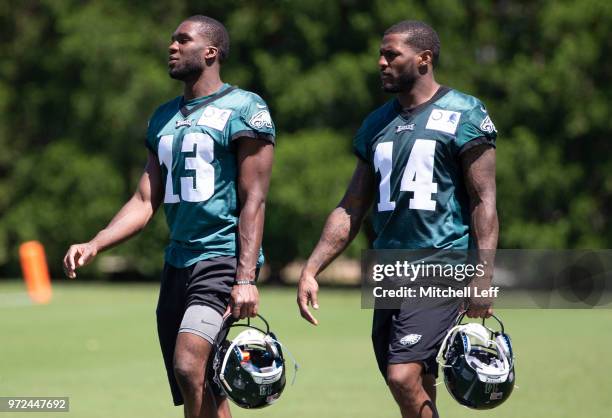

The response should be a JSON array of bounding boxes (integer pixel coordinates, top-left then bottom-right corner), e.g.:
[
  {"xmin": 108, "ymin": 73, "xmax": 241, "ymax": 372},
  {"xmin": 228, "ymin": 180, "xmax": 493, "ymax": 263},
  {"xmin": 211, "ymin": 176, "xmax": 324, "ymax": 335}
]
[
  {"xmin": 158, "ymin": 133, "xmax": 215, "ymax": 203},
  {"xmin": 374, "ymin": 139, "xmax": 438, "ymax": 212}
]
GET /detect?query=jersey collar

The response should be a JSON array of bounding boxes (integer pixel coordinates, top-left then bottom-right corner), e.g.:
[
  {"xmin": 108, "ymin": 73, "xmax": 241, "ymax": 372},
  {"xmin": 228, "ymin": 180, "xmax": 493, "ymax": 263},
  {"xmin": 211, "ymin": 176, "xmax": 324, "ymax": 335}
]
[
  {"xmin": 179, "ymin": 83, "xmax": 234, "ymax": 117},
  {"xmin": 395, "ymin": 85, "xmax": 452, "ymax": 119}
]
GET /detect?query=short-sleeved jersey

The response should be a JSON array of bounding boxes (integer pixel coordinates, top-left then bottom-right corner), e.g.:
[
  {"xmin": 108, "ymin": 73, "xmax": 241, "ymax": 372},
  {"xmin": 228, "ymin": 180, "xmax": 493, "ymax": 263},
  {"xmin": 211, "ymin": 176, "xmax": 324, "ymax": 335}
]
[
  {"xmin": 146, "ymin": 84, "xmax": 275, "ymax": 268},
  {"xmin": 353, "ymin": 86, "xmax": 496, "ymax": 250}
]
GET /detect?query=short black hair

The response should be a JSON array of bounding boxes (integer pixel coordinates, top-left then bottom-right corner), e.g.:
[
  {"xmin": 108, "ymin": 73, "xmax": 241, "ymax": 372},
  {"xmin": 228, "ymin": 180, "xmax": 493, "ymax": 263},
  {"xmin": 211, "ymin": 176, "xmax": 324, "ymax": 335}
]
[
  {"xmin": 185, "ymin": 15, "xmax": 230, "ymax": 63},
  {"xmin": 384, "ymin": 20, "xmax": 440, "ymax": 66}
]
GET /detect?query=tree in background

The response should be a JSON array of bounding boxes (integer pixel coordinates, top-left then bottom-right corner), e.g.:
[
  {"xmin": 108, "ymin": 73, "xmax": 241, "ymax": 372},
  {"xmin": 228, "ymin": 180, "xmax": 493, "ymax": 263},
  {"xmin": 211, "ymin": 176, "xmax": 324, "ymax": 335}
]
[{"xmin": 0, "ymin": 0, "xmax": 610, "ymax": 278}]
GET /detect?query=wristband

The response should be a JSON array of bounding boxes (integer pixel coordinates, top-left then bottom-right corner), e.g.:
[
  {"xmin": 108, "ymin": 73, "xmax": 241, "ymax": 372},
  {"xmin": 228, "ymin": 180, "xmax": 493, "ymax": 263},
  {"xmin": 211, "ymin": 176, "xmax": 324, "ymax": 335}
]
[{"xmin": 234, "ymin": 279, "xmax": 256, "ymax": 285}]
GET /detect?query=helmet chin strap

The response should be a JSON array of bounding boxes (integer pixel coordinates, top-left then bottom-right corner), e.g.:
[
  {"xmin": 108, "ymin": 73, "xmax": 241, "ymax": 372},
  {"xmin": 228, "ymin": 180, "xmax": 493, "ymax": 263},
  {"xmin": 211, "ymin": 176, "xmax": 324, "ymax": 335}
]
[
  {"xmin": 267, "ymin": 336, "xmax": 299, "ymax": 385},
  {"xmin": 470, "ymin": 344, "xmax": 511, "ymax": 383},
  {"xmin": 219, "ymin": 337, "xmax": 240, "ymax": 392},
  {"xmin": 264, "ymin": 335, "xmax": 280, "ymax": 359},
  {"xmin": 462, "ymin": 323, "xmax": 492, "ymax": 345},
  {"xmin": 436, "ymin": 323, "xmax": 466, "ymax": 365}
]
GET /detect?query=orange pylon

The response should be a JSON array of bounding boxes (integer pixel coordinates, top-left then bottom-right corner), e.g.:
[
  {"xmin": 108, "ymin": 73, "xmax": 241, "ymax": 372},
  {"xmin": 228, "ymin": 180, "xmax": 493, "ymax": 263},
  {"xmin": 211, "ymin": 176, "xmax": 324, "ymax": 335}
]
[{"xmin": 19, "ymin": 241, "xmax": 52, "ymax": 304}]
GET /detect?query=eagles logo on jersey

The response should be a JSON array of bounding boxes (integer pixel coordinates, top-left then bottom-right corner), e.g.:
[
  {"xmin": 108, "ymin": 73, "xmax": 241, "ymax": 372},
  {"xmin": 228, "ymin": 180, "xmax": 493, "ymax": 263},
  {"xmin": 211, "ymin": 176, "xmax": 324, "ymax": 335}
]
[
  {"xmin": 480, "ymin": 115, "xmax": 496, "ymax": 134},
  {"xmin": 353, "ymin": 86, "xmax": 497, "ymax": 251},
  {"xmin": 145, "ymin": 84, "xmax": 276, "ymax": 268},
  {"xmin": 249, "ymin": 109, "xmax": 273, "ymax": 130}
]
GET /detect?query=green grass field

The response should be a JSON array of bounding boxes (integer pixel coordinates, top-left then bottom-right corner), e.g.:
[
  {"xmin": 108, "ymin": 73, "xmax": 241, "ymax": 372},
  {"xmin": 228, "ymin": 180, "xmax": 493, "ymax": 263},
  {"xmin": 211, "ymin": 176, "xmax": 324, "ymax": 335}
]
[{"xmin": 1, "ymin": 280, "xmax": 611, "ymax": 418}]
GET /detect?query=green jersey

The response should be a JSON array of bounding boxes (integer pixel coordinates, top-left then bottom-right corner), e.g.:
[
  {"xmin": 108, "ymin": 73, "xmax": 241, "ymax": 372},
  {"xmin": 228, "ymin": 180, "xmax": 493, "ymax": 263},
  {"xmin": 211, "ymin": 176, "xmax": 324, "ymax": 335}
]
[
  {"xmin": 146, "ymin": 84, "xmax": 275, "ymax": 268},
  {"xmin": 353, "ymin": 86, "xmax": 496, "ymax": 250}
]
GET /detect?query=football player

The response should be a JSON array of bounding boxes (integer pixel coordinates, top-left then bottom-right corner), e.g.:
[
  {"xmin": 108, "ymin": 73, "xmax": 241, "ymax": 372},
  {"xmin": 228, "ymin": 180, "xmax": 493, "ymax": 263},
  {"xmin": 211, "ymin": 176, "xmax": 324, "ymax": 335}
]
[
  {"xmin": 297, "ymin": 20, "xmax": 498, "ymax": 418},
  {"xmin": 63, "ymin": 16, "xmax": 275, "ymax": 418}
]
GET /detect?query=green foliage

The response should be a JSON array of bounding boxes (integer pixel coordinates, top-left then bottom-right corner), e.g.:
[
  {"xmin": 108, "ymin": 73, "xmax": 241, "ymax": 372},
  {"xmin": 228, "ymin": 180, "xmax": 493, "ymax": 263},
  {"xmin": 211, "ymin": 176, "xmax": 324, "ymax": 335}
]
[
  {"xmin": 0, "ymin": 0, "xmax": 610, "ymax": 278},
  {"xmin": 0, "ymin": 142, "xmax": 124, "ymax": 272},
  {"xmin": 265, "ymin": 130, "xmax": 366, "ymax": 269}
]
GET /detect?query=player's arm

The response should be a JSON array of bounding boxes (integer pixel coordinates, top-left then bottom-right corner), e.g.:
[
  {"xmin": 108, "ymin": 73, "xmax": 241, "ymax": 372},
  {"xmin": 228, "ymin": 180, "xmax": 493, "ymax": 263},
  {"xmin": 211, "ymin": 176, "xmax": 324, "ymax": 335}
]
[
  {"xmin": 462, "ymin": 144, "xmax": 498, "ymax": 318},
  {"xmin": 62, "ymin": 150, "xmax": 164, "ymax": 278},
  {"xmin": 230, "ymin": 138, "xmax": 274, "ymax": 319},
  {"xmin": 297, "ymin": 159, "xmax": 375, "ymax": 325}
]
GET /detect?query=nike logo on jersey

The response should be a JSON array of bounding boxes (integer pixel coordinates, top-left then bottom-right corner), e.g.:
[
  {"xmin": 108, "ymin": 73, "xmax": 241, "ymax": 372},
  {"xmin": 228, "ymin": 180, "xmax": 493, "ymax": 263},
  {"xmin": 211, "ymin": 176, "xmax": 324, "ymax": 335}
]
[
  {"xmin": 425, "ymin": 109, "xmax": 461, "ymax": 135},
  {"xmin": 256, "ymin": 103, "xmax": 267, "ymax": 109},
  {"xmin": 175, "ymin": 119, "xmax": 193, "ymax": 128}
]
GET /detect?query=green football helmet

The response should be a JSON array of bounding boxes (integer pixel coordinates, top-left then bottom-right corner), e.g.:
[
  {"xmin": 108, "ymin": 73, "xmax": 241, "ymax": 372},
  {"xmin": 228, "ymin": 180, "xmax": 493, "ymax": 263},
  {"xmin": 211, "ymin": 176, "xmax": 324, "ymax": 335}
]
[
  {"xmin": 437, "ymin": 313, "xmax": 515, "ymax": 410},
  {"xmin": 212, "ymin": 314, "xmax": 297, "ymax": 409}
]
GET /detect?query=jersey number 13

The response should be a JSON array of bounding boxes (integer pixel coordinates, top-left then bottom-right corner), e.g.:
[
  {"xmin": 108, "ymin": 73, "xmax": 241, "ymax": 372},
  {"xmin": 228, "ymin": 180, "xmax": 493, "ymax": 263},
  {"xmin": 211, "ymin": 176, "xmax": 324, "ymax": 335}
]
[{"xmin": 158, "ymin": 133, "xmax": 215, "ymax": 203}]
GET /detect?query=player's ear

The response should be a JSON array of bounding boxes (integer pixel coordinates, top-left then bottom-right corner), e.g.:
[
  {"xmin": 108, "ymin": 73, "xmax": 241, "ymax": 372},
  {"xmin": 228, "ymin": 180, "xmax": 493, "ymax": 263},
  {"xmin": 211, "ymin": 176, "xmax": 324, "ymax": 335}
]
[
  {"xmin": 204, "ymin": 46, "xmax": 219, "ymax": 61},
  {"xmin": 418, "ymin": 50, "xmax": 433, "ymax": 67},
  {"xmin": 417, "ymin": 50, "xmax": 433, "ymax": 74}
]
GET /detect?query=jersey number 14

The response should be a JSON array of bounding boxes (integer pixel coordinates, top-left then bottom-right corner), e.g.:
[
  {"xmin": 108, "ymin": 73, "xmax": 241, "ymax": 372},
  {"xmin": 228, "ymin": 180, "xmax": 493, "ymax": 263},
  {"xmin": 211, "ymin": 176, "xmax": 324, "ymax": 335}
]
[
  {"xmin": 374, "ymin": 139, "xmax": 438, "ymax": 212},
  {"xmin": 158, "ymin": 133, "xmax": 215, "ymax": 203}
]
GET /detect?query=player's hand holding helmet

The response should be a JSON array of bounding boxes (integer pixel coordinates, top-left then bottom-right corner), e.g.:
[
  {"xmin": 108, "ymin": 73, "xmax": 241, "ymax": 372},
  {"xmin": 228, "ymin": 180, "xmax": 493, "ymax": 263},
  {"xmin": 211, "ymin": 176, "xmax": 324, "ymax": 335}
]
[
  {"xmin": 212, "ymin": 314, "xmax": 298, "ymax": 409},
  {"xmin": 437, "ymin": 312, "xmax": 515, "ymax": 409}
]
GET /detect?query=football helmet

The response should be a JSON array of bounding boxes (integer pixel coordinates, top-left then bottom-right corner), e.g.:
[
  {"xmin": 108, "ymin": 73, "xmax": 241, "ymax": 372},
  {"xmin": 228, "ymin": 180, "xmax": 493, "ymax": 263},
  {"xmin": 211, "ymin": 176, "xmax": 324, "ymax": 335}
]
[
  {"xmin": 212, "ymin": 314, "xmax": 297, "ymax": 409},
  {"xmin": 437, "ymin": 312, "xmax": 515, "ymax": 410}
]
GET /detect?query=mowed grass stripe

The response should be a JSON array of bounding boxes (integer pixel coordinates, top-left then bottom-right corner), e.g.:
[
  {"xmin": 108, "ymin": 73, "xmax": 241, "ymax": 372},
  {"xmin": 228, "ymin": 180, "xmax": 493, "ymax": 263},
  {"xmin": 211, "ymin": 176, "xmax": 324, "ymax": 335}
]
[{"xmin": 1, "ymin": 281, "xmax": 610, "ymax": 417}]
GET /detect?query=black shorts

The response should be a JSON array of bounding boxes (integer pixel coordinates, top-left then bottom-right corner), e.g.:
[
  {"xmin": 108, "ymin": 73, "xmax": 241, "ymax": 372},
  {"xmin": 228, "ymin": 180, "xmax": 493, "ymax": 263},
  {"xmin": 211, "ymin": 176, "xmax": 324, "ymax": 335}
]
[
  {"xmin": 156, "ymin": 256, "xmax": 237, "ymax": 406},
  {"xmin": 371, "ymin": 302, "xmax": 459, "ymax": 380}
]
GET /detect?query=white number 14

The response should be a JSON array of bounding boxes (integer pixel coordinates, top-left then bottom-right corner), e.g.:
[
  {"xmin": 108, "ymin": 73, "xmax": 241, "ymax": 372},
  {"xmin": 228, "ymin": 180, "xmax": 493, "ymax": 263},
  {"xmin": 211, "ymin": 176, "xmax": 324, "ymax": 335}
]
[{"xmin": 374, "ymin": 139, "xmax": 438, "ymax": 212}]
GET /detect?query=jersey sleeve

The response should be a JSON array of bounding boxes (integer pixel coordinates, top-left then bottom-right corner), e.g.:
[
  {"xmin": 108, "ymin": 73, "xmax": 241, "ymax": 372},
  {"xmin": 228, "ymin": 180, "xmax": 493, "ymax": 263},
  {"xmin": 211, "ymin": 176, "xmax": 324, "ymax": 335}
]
[
  {"xmin": 353, "ymin": 100, "xmax": 398, "ymax": 163},
  {"xmin": 353, "ymin": 120, "xmax": 372, "ymax": 162},
  {"xmin": 145, "ymin": 99, "xmax": 178, "ymax": 154},
  {"xmin": 145, "ymin": 118, "xmax": 156, "ymax": 153},
  {"xmin": 455, "ymin": 101, "xmax": 497, "ymax": 155},
  {"xmin": 227, "ymin": 93, "xmax": 276, "ymax": 144}
]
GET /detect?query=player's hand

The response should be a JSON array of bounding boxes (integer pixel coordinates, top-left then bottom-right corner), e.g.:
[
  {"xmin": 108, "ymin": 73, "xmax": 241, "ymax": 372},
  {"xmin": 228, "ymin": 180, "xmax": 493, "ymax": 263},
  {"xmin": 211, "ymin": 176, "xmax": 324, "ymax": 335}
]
[
  {"xmin": 228, "ymin": 283, "xmax": 259, "ymax": 319},
  {"xmin": 465, "ymin": 270, "xmax": 494, "ymax": 318},
  {"xmin": 297, "ymin": 272, "xmax": 319, "ymax": 326},
  {"xmin": 465, "ymin": 298, "xmax": 493, "ymax": 319},
  {"xmin": 62, "ymin": 242, "xmax": 98, "ymax": 279}
]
